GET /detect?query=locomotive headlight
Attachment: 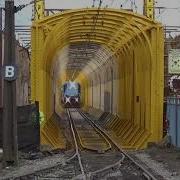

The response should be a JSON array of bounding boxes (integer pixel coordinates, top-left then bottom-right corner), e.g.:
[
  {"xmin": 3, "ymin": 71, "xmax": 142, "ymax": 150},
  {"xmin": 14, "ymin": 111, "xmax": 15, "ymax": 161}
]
[
  {"xmin": 65, "ymin": 96, "xmax": 71, "ymax": 104},
  {"xmin": 75, "ymin": 97, "xmax": 79, "ymax": 102}
]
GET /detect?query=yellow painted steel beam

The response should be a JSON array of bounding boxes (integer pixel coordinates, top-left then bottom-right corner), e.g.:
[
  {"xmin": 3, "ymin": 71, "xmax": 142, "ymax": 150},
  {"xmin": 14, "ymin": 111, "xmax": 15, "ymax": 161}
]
[
  {"xmin": 144, "ymin": 0, "xmax": 155, "ymax": 20},
  {"xmin": 34, "ymin": 0, "xmax": 45, "ymax": 20}
]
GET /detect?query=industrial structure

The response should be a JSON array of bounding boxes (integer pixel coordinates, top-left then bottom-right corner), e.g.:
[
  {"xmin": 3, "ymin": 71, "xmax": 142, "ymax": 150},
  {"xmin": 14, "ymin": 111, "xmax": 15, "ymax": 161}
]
[
  {"xmin": 2, "ymin": 1, "xmax": 180, "ymax": 179},
  {"xmin": 4, "ymin": 2, "xmax": 180, "ymax": 174},
  {"xmin": 29, "ymin": 0, "xmax": 164, "ymax": 150}
]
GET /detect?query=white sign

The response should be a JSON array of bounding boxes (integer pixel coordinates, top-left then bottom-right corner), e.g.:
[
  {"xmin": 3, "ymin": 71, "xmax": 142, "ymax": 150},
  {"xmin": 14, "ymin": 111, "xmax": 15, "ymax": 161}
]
[
  {"xmin": 3, "ymin": 65, "xmax": 17, "ymax": 81},
  {"xmin": 168, "ymin": 49, "xmax": 180, "ymax": 74},
  {"xmin": 5, "ymin": 66, "xmax": 15, "ymax": 78}
]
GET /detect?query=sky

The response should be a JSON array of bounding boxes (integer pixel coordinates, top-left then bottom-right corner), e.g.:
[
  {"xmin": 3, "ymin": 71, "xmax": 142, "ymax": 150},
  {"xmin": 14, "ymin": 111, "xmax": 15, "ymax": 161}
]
[{"xmin": 0, "ymin": 0, "xmax": 180, "ymax": 28}]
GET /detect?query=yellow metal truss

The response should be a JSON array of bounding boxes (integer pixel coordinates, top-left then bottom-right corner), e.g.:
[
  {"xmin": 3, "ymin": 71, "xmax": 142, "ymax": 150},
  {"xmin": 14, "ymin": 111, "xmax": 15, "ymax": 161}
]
[
  {"xmin": 34, "ymin": 0, "xmax": 45, "ymax": 20},
  {"xmin": 144, "ymin": 0, "xmax": 155, "ymax": 20},
  {"xmin": 31, "ymin": 8, "xmax": 164, "ymax": 149}
]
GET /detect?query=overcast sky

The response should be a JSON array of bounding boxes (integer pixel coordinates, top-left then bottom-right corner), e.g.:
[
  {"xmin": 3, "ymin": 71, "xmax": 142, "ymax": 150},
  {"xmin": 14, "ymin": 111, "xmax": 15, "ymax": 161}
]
[{"xmin": 0, "ymin": 0, "xmax": 180, "ymax": 27}]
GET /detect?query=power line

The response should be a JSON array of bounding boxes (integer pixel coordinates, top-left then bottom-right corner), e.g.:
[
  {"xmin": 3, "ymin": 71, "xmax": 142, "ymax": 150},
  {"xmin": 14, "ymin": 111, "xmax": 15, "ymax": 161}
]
[
  {"xmin": 120, "ymin": 0, "xmax": 129, "ymax": 8},
  {"xmin": 92, "ymin": 0, "xmax": 96, "ymax": 7},
  {"xmin": 110, "ymin": 0, "xmax": 115, "ymax": 7},
  {"xmin": 155, "ymin": 6, "xmax": 180, "ymax": 20},
  {"xmin": 155, "ymin": 6, "xmax": 180, "ymax": 10}
]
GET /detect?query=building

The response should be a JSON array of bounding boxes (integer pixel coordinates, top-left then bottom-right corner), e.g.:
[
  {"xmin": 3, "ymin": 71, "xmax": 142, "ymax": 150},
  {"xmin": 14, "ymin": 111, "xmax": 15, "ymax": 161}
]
[{"xmin": 0, "ymin": 32, "xmax": 30, "ymax": 107}]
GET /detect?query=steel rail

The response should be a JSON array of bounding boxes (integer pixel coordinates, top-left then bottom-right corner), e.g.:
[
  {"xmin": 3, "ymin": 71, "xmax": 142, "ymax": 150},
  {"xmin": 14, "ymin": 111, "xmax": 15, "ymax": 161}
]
[
  {"xmin": 66, "ymin": 109, "xmax": 86, "ymax": 179},
  {"xmin": 79, "ymin": 110, "xmax": 159, "ymax": 180},
  {"xmin": 3, "ymin": 109, "xmax": 158, "ymax": 180},
  {"xmin": 81, "ymin": 114, "xmax": 112, "ymax": 151},
  {"xmin": 70, "ymin": 109, "xmax": 111, "ymax": 152},
  {"xmin": 70, "ymin": 109, "xmax": 126, "ymax": 180},
  {"xmin": 87, "ymin": 153, "xmax": 125, "ymax": 179}
]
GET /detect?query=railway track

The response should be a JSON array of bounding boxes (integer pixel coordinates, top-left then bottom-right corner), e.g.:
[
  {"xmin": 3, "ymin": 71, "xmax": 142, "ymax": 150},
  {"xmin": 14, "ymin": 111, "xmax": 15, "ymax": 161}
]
[
  {"xmin": 68, "ymin": 109, "xmax": 111, "ymax": 152},
  {"xmin": 66, "ymin": 108, "xmax": 125, "ymax": 180},
  {"xmin": 2, "ymin": 108, "xmax": 164, "ymax": 180},
  {"xmin": 66, "ymin": 108, "xmax": 163, "ymax": 180}
]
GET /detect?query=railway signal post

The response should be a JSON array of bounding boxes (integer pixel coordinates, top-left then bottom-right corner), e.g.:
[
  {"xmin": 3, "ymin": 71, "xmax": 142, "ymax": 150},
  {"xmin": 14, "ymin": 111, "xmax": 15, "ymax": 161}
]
[{"xmin": 3, "ymin": 0, "xmax": 18, "ymax": 166}]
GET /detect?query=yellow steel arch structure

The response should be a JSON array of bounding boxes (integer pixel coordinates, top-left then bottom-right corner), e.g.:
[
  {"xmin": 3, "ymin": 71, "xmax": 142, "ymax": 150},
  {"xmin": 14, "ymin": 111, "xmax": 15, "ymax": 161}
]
[{"xmin": 31, "ymin": 8, "xmax": 164, "ymax": 149}]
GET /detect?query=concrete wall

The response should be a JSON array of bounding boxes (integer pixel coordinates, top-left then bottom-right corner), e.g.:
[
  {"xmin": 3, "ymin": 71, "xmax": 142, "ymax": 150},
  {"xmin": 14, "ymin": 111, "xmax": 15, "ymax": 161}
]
[{"xmin": 16, "ymin": 45, "xmax": 30, "ymax": 106}]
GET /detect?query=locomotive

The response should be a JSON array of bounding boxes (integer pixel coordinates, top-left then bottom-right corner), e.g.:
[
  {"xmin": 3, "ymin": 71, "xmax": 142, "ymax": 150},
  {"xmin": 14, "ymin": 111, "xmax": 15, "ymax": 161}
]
[{"xmin": 61, "ymin": 81, "xmax": 81, "ymax": 108}]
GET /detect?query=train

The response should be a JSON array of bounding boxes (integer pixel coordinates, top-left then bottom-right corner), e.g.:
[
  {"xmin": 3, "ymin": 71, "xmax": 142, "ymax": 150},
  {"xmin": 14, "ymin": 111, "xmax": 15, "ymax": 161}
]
[{"xmin": 61, "ymin": 81, "xmax": 81, "ymax": 108}]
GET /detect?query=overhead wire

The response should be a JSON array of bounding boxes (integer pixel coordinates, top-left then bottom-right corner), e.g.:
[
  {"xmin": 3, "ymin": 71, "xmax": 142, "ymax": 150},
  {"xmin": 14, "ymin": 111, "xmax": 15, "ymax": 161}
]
[
  {"xmin": 14, "ymin": 0, "xmax": 43, "ymax": 48},
  {"xmin": 71, "ymin": 0, "xmax": 105, "ymax": 80},
  {"xmin": 92, "ymin": 0, "xmax": 96, "ymax": 7},
  {"xmin": 80, "ymin": 0, "xmax": 118, "ymax": 78},
  {"xmin": 110, "ymin": 0, "xmax": 115, "ymax": 7},
  {"xmin": 120, "ymin": 0, "xmax": 129, "ymax": 8},
  {"xmin": 133, "ymin": 0, "xmax": 138, "ymax": 12},
  {"xmin": 155, "ymin": 6, "xmax": 180, "ymax": 20},
  {"xmin": 91, "ymin": 0, "xmax": 103, "ymax": 35},
  {"xmin": 80, "ymin": 0, "xmax": 104, "ymax": 54},
  {"xmin": 82, "ymin": 0, "xmax": 139, "ymax": 77}
]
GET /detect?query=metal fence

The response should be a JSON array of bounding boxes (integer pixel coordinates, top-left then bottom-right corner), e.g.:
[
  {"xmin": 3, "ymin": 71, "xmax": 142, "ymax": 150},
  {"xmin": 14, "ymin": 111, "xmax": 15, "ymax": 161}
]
[
  {"xmin": 167, "ymin": 97, "xmax": 180, "ymax": 147},
  {"xmin": 0, "ymin": 103, "xmax": 40, "ymax": 151}
]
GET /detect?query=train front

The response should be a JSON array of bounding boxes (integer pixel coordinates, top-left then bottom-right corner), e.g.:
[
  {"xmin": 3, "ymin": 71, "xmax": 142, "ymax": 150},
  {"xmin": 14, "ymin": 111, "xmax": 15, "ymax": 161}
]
[{"xmin": 61, "ymin": 81, "xmax": 81, "ymax": 108}]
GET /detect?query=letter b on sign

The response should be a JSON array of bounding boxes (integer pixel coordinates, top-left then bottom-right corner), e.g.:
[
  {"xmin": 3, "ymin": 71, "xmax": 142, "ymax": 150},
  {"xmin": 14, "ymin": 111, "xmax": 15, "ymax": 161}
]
[
  {"xmin": 5, "ymin": 66, "xmax": 14, "ymax": 78},
  {"xmin": 3, "ymin": 65, "xmax": 17, "ymax": 81}
]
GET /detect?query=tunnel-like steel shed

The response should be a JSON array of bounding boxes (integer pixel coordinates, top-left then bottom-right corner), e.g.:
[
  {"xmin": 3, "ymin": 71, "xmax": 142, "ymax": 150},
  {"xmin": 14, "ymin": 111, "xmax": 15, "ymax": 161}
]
[{"xmin": 31, "ymin": 8, "xmax": 164, "ymax": 149}]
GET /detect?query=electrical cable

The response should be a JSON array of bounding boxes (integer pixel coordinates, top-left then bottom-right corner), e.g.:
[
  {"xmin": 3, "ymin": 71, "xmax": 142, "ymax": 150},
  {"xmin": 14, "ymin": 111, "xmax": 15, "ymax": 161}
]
[
  {"xmin": 120, "ymin": 0, "xmax": 129, "ymax": 8},
  {"xmin": 71, "ymin": 0, "xmax": 105, "ymax": 80},
  {"xmin": 92, "ymin": 0, "xmax": 96, "ymax": 7},
  {"xmin": 110, "ymin": 0, "xmax": 115, "ymax": 7},
  {"xmin": 133, "ymin": 0, "xmax": 138, "ymax": 12}
]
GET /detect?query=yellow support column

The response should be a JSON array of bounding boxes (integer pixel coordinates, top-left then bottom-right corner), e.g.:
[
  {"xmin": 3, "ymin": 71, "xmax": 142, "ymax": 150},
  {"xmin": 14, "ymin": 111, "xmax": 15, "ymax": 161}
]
[
  {"xmin": 144, "ymin": 0, "xmax": 155, "ymax": 20},
  {"xmin": 149, "ymin": 27, "xmax": 164, "ymax": 142},
  {"xmin": 34, "ymin": 0, "xmax": 45, "ymax": 20}
]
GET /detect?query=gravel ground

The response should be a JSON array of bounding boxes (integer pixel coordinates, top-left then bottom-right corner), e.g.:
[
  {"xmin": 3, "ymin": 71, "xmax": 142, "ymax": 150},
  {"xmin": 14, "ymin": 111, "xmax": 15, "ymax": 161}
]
[
  {"xmin": 131, "ymin": 145, "xmax": 180, "ymax": 180},
  {"xmin": 0, "ymin": 152, "xmax": 66, "ymax": 180},
  {"xmin": 1, "ymin": 146, "xmax": 179, "ymax": 180}
]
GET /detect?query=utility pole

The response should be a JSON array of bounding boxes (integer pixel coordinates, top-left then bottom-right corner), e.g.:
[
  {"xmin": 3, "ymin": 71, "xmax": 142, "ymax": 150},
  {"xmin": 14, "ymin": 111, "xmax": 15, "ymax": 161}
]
[
  {"xmin": 0, "ymin": 7, "xmax": 2, "ymax": 108},
  {"xmin": 3, "ymin": 0, "xmax": 18, "ymax": 166}
]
